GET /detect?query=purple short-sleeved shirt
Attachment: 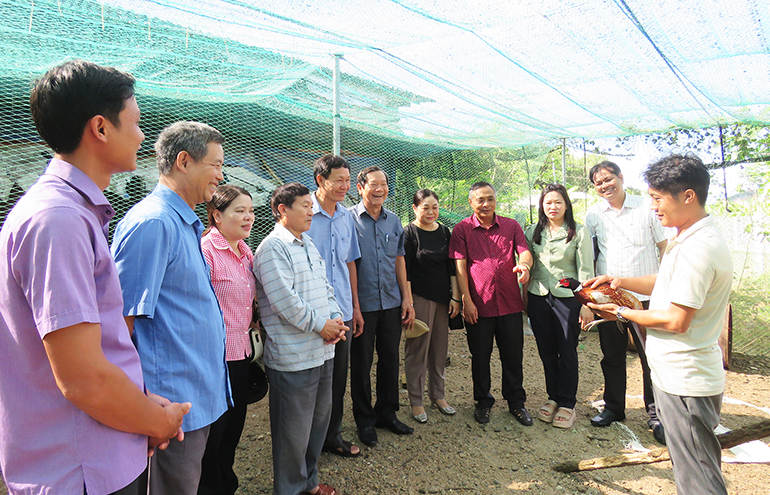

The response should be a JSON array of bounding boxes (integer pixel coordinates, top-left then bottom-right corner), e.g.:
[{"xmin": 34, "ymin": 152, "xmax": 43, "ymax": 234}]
[
  {"xmin": 449, "ymin": 214, "xmax": 529, "ymax": 317},
  {"xmin": 0, "ymin": 159, "xmax": 146, "ymax": 495}
]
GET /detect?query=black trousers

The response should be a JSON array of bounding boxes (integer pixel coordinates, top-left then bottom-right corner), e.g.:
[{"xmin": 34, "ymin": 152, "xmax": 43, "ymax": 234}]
[
  {"xmin": 598, "ymin": 300, "xmax": 658, "ymax": 423},
  {"xmin": 527, "ymin": 294, "xmax": 581, "ymax": 409},
  {"xmin": 198, "ymin": 357, "xmax": 250, "ymax": 495},
  {"xmin": 350, "ymin": 307, "xmax": 402, "ymax": 428},
  {"xmin": 465, "ymin": 313, "xmax": 526, "ymax": 409},
  {"xmin": 324, "ymin": 319, "xmax": 353, "ymax": 447}
]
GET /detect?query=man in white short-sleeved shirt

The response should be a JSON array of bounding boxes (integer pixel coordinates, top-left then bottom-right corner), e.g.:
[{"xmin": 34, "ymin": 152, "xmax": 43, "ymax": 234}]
[{"xmin": 587, "ymin": 153, "xmax": 731, "ymax": 495}]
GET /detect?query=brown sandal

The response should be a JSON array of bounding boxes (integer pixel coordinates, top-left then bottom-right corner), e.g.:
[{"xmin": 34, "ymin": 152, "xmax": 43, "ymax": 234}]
[{"xmin": 302, "ymin": 483, "xmax": 337, "ymax": 495}]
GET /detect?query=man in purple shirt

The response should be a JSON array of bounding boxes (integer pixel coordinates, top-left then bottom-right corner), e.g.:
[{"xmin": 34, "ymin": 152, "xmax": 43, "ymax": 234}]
[
  {"xmin": 0, "ymin": 60, "xmax": 188, "ymax": 495},
  {"xmin": 449, "ymin": 182, "xmax": 534, "ymax": 426}
]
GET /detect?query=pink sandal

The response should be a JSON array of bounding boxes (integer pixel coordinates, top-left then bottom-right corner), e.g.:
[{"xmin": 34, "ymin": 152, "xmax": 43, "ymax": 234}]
[
  {"xmin": 552, "ymin": 407, "xmax": 576, "ymax": 429},
  {"xmin": 537, "ymin": 400, "xmax": 558, "ymax": 423}
]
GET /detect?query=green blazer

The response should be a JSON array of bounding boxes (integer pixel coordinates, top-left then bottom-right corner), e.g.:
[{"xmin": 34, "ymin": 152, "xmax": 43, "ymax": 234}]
[{"xmin": 525, "ymin": 222, "xmax": 594, "ymax": 298}]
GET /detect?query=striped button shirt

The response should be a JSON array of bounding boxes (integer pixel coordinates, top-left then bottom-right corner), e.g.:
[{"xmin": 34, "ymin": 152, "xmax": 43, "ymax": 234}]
[
  {"xmin": 254, "ymin": 223, "xmax": 342, "ymax": 372},
  {"xmin": 202, "ymin": 227, "xmax": 257, "ymax": 361},
  {"xmin": 585, "ymin": 194, "xmax": 666, "ymax": 301}
]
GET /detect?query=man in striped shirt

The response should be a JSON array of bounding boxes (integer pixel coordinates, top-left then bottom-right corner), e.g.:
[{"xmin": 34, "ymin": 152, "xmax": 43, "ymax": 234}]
[
  {"xmin": 254, "ymin": 182, "xmax": 348, "ymax": 495},
  {"xmin": 585, "ymin": 161, "xmax": 667, "ymax": 444}
]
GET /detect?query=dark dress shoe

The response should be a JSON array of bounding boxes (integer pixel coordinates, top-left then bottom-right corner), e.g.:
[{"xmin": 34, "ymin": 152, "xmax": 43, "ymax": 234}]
[
  {"xmin": 358, "ymin": 426, "xmax": 378, "ymax": 447},
  {"xmin": 590, "ymin": 409, "xmax": 623, "ymax": 427},
  {"xmin": 375, "ymin": 418, "xmax": 414, "ymax": 435},
  {"xmin": 509, "ymin": 406, "xmax": 533, "ymax": 426},
  {"xmin": 652, "ymin": 423, "xmax": 666, "ymax": 445},
  {"xmin": 474, "ymin": 406, "xmax": 491, "ymax": 424}
]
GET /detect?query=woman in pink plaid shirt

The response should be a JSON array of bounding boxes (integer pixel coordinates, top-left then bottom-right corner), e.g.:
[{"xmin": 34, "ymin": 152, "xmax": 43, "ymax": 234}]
[{"xmin": 199, "ymin": 184, "xmax": 257, "ymax": 495}]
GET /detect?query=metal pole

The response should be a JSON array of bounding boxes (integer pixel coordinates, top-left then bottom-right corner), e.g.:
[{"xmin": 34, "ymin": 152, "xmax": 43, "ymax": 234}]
[
  {"xmin": 332, "ymin": 53, "xmax": 343, "ymax": 156},
  {"xmin": 561, "ymin": 138, "xmax": 567, "ymax": 186}
]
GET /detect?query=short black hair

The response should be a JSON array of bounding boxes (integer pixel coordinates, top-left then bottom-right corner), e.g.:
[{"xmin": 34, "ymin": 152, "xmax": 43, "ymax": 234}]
[
  {"xmin": 468, "ymin": 181, "xmax": 495, "ymax": 200},
  {"xmin": 588, "ymin": 160, "xmax": 622, "ymax": 184},
  {"xmin": 30, "ymin": 60, "xmax": 135, "ymax": 154},
  {"xmin": 313, "ymin": 154, "xmax": 350, "ymax": 186},
  {"xmin": 356, "ymin": 166, "xmax": 388, "ymax": 188},
  {"xmin": 644, "ymin": 154, "xmax": 710, "ymax": 206},
  {"xmin": 270, "ymin": 182, "xmax": 310, "ymax": 221}
]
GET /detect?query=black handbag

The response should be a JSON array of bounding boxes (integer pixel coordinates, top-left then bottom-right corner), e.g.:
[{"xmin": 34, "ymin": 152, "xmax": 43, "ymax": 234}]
[{"xmin": 449, "ymin": 313, "xmax": 465, "ymax": 330}]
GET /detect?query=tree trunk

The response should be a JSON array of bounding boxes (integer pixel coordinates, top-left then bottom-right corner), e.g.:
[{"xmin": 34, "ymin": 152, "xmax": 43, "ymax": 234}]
[{"xmin": 552, "ymin": 418, "xmax": 770, "ymax": 473}]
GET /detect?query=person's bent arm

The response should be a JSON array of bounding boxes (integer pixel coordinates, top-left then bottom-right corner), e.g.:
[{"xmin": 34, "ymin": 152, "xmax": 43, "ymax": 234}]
[
  {"xmin": 43, "ymin": 322, "xmax": 190, "ymax": 440},
  {"xmin": 395, "ymin": 255, "xmax": 415, "ymax": 328},
  {"xmin": 585, "ymin": 274, "xmax": 658, "ymax": 297},
  {"xmin": 347, "ymin": 261, "xmax": 365, "ymax": 337},
  {"xmin": 513, "ymin": 250, "xmax": 533, "ymax": 285},
  {"xmin": 455, "ymin": 259, "xmax": 477, "ymax": 324},
  {"xmin": 587, "ymin": 302, "xmax": 695, "ymax": 334},
  {"xmin": 124, "ymin": 315, "xmax": 135, "ymax": 336},
  {"xmin": 448, "ymin": 275, "xmax": 461, "ymax": 318}
]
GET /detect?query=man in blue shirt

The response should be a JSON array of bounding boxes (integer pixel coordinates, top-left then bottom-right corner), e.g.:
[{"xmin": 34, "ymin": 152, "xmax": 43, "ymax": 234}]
[
  {"xmin": 112, "ymin": 121, "xmax": 230, "ymax": 495},
  {"xmin": 307, "ymin": 155, "xmax": 364, "ymax": 458},
  {"xmin": 349, "ymin": 166, "xmax": 415, "ymax": 447}
]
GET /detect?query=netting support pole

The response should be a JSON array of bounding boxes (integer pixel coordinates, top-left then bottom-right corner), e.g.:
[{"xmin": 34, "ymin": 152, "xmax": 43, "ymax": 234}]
[
  {"xmin": 333, "ymin": 53, "xmax": 343, "ymax": 156},
  {"xmin": 561, "ymin": 138, "xmax": 567, "ymax": 186}
]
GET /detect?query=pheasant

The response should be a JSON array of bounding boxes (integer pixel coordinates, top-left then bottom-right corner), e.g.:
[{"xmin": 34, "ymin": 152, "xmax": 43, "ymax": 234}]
[{"xmin": 557, "ymin": 278, "xmax": 644, "ymax": 339}]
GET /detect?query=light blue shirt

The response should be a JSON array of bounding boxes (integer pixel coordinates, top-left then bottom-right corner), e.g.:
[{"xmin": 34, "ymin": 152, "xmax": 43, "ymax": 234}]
[
  {"xmin": 306, "ymin": 192, "xmax": 361, "ymax": 321},
  {"xmin": 254, "ymin": 223, "xmax": 342, "ymax": 372},
  {"xmin": 349, "ymin": 203, "xmax": 405, "ymax": 312},
  {"xmin": 112, "ymin": 184, "xmax": 230, "ymax": 432}
]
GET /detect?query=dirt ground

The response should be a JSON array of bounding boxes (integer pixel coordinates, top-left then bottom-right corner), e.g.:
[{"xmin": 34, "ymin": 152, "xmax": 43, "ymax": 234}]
[{"xmin": 2, "ymin": 329, "xmax": 769, "ymax": 494}]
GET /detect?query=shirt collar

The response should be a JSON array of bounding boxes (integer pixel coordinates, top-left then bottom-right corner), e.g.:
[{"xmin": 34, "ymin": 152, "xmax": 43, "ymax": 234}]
[
  {"xmin": 665, "ymin": 214, "xmax": 713, "ymax": 253},
  {"xmin": 44, "ymin": 158, "xmax": 114, "ymax": 220},
  {"xmin": 547, "ymin": 223, "xmax": 568, "ymax": 239},
  {"xmin": 353, "ymin": 201, "xmax": 388, "ymax": 220},
  {"xmin": 600, "ymin": 192, "xmax": 642, "ymax": 212},
  {"xmin": 470, "ymin": 213, "xmax": 499, "ymax": 229},
  {"xmin": 272, "ymin": 222, "xmax": 306, "ymax": 245},
  {"xmin": 152, "ymin": 183, "xmax": 201, "ymax": 226},
  {"xmin": 311, "ymin": 191, "xmax": 343, "ymax": 219}
]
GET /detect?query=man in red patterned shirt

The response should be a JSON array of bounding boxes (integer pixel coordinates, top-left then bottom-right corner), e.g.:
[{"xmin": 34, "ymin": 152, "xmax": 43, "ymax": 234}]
[{"xmin": 449, "ymin": 182, "xmax": 534, "ymax": 426}]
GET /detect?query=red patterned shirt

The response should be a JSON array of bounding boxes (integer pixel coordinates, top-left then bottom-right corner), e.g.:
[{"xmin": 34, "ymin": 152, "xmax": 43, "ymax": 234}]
[
  {"xmin": 449, "ymin": 214, "xmax": 529, "ymax": 317},
  {"xmin": 202, "ymin": 227, "xmax": 257, "ymax": 361}
]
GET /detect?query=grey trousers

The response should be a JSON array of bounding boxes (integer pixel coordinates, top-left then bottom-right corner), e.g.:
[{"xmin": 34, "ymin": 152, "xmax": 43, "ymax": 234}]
[
  {"xmin": 146, "ymin": 425, "xmax": 210, "ymax": 495},
  {"xmin": 653, "ymin": 385, "xmax": 727, "ymax": 495},
  {"xmin": 266, "ymin": 360, "xmax": 333, "ymax": 495},
  {"xmin": 405, "ymin": 295, "xmax": 449, "ymax": 407}
]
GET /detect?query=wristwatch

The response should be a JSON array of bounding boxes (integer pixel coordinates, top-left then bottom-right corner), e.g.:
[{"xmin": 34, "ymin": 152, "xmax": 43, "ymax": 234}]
[{"xmin": 616, "ymin": 306, "xmax": 630, "ymax": 324}]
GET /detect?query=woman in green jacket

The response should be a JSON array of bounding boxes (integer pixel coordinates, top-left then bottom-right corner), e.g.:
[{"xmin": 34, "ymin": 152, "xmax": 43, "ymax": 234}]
[{"xmin": 525, "ymin": 183, "xmax": 593, "ymax": 429}]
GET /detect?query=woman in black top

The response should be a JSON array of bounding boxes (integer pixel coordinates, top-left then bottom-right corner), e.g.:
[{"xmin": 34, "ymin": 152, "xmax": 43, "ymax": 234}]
[{"xmin": 404, "ymin": 189, "xmax": 461, "ymax": 423}]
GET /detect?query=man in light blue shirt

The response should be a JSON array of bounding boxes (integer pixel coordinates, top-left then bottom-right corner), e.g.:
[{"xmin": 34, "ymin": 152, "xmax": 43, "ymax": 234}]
[
  {"xmin": 306, "ymin": 155, "xmax": 364, "ymax": 458},
  {"xmin": 254, "ymin": 182, "xmax": 347, "ymax": 495},
  {"xmin": 112, "ymin": 121, "xmax": 230, "ymax": 495}
]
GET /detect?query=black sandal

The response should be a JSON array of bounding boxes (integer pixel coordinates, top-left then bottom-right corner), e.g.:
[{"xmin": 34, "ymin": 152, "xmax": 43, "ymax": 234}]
[{"xmin": 322, "ymin": 440, "xmax": 361, "ymax": 458}]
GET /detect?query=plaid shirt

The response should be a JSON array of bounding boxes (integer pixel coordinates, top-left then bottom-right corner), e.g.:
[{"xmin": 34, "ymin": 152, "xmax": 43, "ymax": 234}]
[
  {"xmin": 449, "ymin": 214, "xmax": 529, "ymax": 317},
  {"xmin": 202, "ymin": 227, "xmax": 256, "ymax": 361}
]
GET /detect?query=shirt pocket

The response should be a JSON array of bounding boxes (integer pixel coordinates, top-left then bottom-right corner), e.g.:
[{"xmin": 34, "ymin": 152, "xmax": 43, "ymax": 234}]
[{"xmin": 385, "ymin": 231, "xmax": 399, "ymax": 257}]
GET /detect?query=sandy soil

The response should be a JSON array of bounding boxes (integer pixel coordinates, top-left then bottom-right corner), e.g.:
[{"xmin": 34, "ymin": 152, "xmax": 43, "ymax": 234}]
[{"xmin": 2, "ymin": 329, "xmax": 769, "ymax": 494}]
